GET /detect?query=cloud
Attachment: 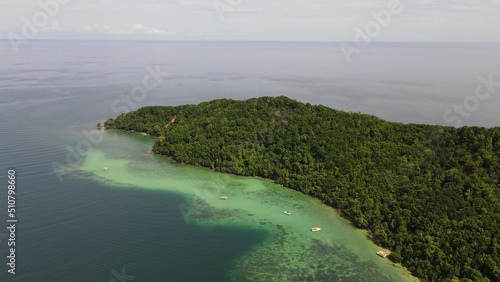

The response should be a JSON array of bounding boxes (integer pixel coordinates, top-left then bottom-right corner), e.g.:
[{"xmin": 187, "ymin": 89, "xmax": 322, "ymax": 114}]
[
  {"xmin": 82, "ymin": 24, "xmax": 115, "ymax": 33},
  {"xmin": 1, "ymin": 0, "xmax": 500, "ymax": 41},
  {"xmin": 80, "ymin": 23, "xmax": 173, "ymax": 36},
  {"xmin": 132, "ymin": 24, "xmax": 170, "ymax": 35}
]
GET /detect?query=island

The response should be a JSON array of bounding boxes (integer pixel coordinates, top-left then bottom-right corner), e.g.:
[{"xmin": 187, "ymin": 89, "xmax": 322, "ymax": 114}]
[{"xmin": 104, "ymin": 96, "xmax": 500, "ymax": 281}]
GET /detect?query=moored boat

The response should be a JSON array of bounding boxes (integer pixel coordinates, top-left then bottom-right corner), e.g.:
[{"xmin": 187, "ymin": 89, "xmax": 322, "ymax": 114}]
[
  {"xmin": 220, "ymin": 196, "xmax": 228, "ymax": 200},
  {"xmin": 310, "ymin": 227, "xmax": 321, "ymax": 232},
  {"xmin": 283, "ymin": 211, "xmax": 291, "ymax": 215},
  {"xmin": 376, "ymin": 251, "xmax": 388, "ymax": 258}
]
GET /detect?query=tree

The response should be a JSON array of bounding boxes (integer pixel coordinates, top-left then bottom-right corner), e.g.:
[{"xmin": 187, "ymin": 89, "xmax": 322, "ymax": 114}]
[{"xmin": 104, "ymin": 96, "xmax": 500, "ymax": 281}]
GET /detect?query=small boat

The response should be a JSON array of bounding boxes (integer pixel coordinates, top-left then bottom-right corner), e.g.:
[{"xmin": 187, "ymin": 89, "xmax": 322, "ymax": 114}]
[
  {"xmin": 376, "ymin": 251, "xmax": 388, "ymax": 258},
  {"xmin": 103, "ymin": 167, "xmax": 108, "ymax": 171},
  {"xmin": 283, "ymin": 211, "xmax": 291, "ymax": 215},
  {"xmin": 310, "ymin": 227, "xmax": 321, "ymax": 232},
  {"xmin": 220, "ymin": 196, "xmax": 228, "ymax": 200}
]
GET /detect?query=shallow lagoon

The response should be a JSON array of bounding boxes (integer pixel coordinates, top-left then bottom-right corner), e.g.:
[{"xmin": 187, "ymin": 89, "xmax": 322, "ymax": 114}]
[{"xmin": 69, "ymin": 129, "xmax": 417, "ymax": 281}]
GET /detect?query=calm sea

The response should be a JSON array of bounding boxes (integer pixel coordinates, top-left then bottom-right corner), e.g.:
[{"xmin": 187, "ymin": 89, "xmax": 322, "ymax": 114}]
[{"xmin": 0, "ymin": 40, "xmax": 499, "ymax": 282}]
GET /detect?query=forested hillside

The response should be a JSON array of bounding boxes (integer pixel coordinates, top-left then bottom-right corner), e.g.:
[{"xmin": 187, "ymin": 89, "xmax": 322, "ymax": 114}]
[{"xmin": 105, "ymin": 96, "xmax": 500, "ymax": 281}]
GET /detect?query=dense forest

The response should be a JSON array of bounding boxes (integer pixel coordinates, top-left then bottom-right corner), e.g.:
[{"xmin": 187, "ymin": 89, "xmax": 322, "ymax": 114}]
[{"xmin": 104, "ymin": 96, "xmax": 500, "ymax": 281}]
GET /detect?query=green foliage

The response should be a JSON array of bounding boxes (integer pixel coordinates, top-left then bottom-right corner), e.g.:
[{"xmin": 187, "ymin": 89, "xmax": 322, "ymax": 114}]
[
  {"xmin": 388, "ymin": 252, "xmax": 402, "ymax": 263},
  {"xmin": 105, "ymin": 96, "xmax": 500, "ymax": 282}
]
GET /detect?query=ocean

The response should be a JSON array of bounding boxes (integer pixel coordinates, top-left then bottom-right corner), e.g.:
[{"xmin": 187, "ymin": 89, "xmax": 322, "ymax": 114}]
[{"xmin": 0, "ymin": 40, "xmax": 499, "ymax": 282}]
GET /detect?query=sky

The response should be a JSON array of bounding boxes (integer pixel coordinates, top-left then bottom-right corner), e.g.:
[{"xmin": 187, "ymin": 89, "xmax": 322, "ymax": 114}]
[{"xmin": 1, "ymin": 0, "xmax": 500, "ymax": 42}]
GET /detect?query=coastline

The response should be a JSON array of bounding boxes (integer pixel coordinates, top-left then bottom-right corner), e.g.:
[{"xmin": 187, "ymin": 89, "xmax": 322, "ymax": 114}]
[
  {"xmin": 101, "ymin": 95, "xmax": 500, "ymax": 281},
  {"xmin": 101, "ymin": 128, "xmax": 418, "ymax": 280}
]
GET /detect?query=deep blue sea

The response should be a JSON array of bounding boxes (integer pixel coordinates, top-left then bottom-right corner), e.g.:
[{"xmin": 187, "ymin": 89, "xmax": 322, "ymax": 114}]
[{"xmin": 0, "ymin": 40, "xmax": 499, "ymax": 281}]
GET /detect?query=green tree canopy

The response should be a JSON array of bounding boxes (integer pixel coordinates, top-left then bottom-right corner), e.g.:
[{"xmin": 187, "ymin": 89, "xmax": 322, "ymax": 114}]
[{"xmin": 105, "ymin": 96, "xmax": 500, "ymax": 281}]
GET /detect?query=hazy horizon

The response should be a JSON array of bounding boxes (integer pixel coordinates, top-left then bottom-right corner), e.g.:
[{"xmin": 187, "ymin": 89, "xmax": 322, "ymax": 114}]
[{"xmin": 3, "ymin": 0, "xmax": 500, "ymax": 42}]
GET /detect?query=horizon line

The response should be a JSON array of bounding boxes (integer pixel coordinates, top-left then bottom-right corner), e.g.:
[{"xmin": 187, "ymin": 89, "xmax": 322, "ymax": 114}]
[{"xmin": 1, "ymin": 38, "xmax": 500, "ymax": 44}]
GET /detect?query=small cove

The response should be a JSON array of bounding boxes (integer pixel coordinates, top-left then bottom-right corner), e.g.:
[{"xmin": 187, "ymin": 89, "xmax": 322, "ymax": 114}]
[{"xmin": 68, "ymin": 129, "xmax": 418, "ymax": 281}]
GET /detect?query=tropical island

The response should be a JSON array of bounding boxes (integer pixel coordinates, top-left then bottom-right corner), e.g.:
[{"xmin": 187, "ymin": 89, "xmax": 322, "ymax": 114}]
[{"xmin": 104, "ymin": 96, "xmax": 500, "ymax": 281}]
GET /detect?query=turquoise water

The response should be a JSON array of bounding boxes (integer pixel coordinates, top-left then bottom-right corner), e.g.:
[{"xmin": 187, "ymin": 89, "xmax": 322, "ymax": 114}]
[
  {"xmin": 1, "ymin": 40, "xmax": 499, "ymax": 281},
  {"xmin": 64, "ymin": 129, "xmax": 417, "ymax": 281}
]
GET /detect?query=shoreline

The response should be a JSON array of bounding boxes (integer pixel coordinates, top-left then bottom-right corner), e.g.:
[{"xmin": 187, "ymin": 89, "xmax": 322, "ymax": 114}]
[{"xmin": 104, "ymin": 128, "xmax": 417, "ymax": 280}]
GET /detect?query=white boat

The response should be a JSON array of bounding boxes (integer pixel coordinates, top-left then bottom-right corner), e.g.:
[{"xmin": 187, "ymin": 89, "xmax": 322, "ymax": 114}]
[
  {"xmin": 283, "ymin": 211, "xmax": 291, "ymax": 215},
  {"xmin": 376, "ymin": 251, "xmax": 388, "ymax": 258},
  {"xmin": 310, "ymin": 227, "xmax": 321, "ymax": 232},
  {"xmin": 220, "ymin": 196, "xmax": 228, "ymax": 200},
  {"xmin": 103, "ymin": 167, "xmax": 108, "ymax": 171}
]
